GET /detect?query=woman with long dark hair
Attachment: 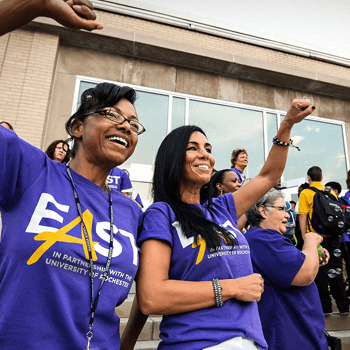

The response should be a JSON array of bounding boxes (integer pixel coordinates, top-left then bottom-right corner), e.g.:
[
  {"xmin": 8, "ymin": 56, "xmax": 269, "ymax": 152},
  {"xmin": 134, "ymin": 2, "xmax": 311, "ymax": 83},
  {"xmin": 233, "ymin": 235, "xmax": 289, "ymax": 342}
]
[
  {"xmin": 122, "ymin": 99, "xmax": 314, "ymax": 350},
  {"xmin": 0, "ymin": 82, "xmax": 145, "ymax": 350}
]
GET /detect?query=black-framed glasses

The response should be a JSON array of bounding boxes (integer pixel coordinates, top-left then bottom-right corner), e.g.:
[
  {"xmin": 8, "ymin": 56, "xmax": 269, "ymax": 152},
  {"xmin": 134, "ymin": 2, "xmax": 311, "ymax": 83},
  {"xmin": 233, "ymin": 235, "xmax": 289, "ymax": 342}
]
[
  {"xmin": 82, "ymin": 109, "xmax": 146, "ymax": 135},
  {"xmin": 267, "ymin": 205, "xmax": 289, "ymax": 213}
]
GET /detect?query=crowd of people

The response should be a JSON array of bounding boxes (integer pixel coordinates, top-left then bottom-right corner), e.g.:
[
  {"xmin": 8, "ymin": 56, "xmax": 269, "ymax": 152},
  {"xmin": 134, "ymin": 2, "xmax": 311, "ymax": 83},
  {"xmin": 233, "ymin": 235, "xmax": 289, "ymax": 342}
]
[{"xmin": 0, "ymin": 1, "xmax": 347, "ymax": 350}]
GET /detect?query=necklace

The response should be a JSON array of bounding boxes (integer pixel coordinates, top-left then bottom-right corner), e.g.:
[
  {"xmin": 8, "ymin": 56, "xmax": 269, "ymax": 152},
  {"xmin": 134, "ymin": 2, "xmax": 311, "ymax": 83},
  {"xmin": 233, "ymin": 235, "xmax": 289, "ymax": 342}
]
[{"xmin": 66, "ymin": 164, "xmax": 114, "ymax": 350}]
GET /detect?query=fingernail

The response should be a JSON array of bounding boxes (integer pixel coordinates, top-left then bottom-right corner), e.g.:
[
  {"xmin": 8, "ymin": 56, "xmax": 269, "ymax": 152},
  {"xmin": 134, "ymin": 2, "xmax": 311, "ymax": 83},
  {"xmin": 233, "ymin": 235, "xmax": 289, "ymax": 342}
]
[{"xmin": 312, "ymin": 106, "xmax": 316, "ymax": 110}]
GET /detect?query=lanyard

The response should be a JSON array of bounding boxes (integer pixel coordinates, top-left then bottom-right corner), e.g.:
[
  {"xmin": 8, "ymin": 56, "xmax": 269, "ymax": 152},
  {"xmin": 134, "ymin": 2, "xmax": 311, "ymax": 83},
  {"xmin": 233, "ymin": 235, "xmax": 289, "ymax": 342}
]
[{"xmin": 66, "ymin": 164, "xmax": 114, "ymax": 350}]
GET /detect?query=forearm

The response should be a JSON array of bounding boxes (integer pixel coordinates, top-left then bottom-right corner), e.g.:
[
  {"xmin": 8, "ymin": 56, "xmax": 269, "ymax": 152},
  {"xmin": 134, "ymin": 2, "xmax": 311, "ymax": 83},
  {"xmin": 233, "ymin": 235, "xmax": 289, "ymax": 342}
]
[
  {"xmin": 137, "ymin": 275, "xmax": 263, "ymax": 316},
  {"xmin": 258, "ymin": 119, "xmax": 293, "ymax": 183},
  {"xmin": 138, "ymin": 279, "xmax": 222, "ymax": 315},
  {"xmin": 120, "ymin": 295, "xmax": 148, "ymax": 350},
  {"xmin": 292, "ymin": 234, "xmax": 321, "ymax": 286},
  {"xmin": 0, "ymin": 0, "xmax": 42, "ymax": 36},
  {"xmin": 299, "ymin": 214, "xmax": 307, "ymax": 239},
  {"xmin": 237, "ymin": 214, "xmax": 247, "ymax": 231}
]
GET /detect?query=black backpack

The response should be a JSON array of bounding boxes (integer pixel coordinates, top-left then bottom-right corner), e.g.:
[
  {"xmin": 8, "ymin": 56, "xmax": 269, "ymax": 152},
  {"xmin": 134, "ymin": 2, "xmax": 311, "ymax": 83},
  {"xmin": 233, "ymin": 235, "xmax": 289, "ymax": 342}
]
[
  {"xmin": 307, "ymin": 187, "xmax": 345, "ymax": 236},
  {"xmin": 338, "ymin": 196, "xmax": 350, "ymax": 235}
]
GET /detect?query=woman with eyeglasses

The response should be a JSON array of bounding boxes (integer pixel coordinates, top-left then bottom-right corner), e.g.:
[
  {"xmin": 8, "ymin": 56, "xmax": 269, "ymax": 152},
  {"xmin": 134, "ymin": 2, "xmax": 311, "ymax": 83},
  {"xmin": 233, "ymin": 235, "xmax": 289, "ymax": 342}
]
[
  {"xmin": 121, "ymin": 99, "xmax": 314, "ymax": 350},
  {"xmin": 45, "ymin": 139, "xmax": 70, "ymax": 163},
  {"xmin": 245, "ymin": 189, "xmax": 328, "ymax": 350},
  {"xmin": 0, "ymin": 83, "xmax": 145, "ymax": 350}
]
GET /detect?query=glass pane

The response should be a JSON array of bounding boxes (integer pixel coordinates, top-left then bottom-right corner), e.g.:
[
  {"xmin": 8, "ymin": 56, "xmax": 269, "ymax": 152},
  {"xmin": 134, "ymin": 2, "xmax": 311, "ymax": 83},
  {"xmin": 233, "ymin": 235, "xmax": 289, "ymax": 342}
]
[
  {"xmin": 284, "ymin": 119, "xmax": 347, "ymax": 189},
  {"xmin": 189, "ymin": 100, "xmax": 264, "ymax": 178},
  {"xmin": 266, "ymin": 113, "xmax": 278, "ymax": 153},
  {"xmin": 171, "ymin": 97, "xmax": 186, "ymax": 130},
  {"xmin": 130, "ymin": 91, "xmax": 168, "ymax": 166}
]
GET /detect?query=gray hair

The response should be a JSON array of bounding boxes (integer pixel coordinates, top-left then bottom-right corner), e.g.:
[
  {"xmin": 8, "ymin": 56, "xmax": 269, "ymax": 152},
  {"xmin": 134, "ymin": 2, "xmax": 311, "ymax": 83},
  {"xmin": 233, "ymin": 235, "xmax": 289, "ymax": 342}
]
[{"xmin": 246, "ymin": 189, "xmax": 285, "ymax": 227}]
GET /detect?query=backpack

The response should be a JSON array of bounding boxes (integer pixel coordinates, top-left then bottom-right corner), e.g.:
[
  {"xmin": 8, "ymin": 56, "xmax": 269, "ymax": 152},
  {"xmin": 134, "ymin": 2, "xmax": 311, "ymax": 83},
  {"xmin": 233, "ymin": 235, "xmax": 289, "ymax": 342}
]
[
  {"xmin": 338, "ymin": 197, "xmax": 350, "ymax": 235},
  {"xmin": 307, "ymin": 187, "xmax": 345, "ymax": 236}
]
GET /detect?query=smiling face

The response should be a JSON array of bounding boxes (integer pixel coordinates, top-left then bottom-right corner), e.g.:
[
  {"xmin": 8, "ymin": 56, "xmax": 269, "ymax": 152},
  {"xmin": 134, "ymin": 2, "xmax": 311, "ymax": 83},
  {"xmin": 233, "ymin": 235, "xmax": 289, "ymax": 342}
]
[
  {"xmin": 72, "ymin": 98, "xmax": 138, "ymax": 169},
  {"xmin": 217, "ymin": 170, "xmax": 241, "ymax": 194},
  {"xmin": 259, "ymin": 197, "xmax": 290, "ymax": 234},
  {"xmin": 53, "ymin": 142, "xmax": 68, "ymax": 163},
  {"xmin": 180, "ymin": 131, "xmax": 215, "ymax": 197},
  {"xmin": 235, "ymin": 151, "xmax": 248, "ymax": 171}
]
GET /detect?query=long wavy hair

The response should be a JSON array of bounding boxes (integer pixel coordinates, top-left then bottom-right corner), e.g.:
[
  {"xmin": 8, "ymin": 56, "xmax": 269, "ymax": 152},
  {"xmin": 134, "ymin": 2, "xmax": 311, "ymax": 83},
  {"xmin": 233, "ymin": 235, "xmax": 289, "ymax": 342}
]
[{"xmin": 153, "ymin": 125, "xmax": 237, "ymax": 250}]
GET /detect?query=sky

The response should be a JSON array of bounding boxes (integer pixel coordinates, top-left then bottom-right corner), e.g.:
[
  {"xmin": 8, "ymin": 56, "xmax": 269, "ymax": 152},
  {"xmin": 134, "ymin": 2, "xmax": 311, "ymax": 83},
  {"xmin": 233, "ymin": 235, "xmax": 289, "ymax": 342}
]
[{"xmin": 121, "ymin": 0, "xmax": 350, "ymax": 60}]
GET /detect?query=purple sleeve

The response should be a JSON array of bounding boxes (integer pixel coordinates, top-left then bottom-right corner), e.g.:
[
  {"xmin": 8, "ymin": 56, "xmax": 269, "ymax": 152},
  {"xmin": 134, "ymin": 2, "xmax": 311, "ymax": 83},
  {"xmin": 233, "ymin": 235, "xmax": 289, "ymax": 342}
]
[
  {"xmin": 213, "ymin": 193, "xmax": 237, "ymax": 224},
  {"xmin": 120, "ymin": 170, "xmax": 133, "ymax": 192},
  {"xmin": 0, "ymin": 126, "xmax": 47, "ymax": 211},
  {"xmin": 247, "ymin": 228, "xmax": 305, "ymax": 289},
  {"xmin": 138, "ymin": 204, "xmax": 174, "ymax": 247}
]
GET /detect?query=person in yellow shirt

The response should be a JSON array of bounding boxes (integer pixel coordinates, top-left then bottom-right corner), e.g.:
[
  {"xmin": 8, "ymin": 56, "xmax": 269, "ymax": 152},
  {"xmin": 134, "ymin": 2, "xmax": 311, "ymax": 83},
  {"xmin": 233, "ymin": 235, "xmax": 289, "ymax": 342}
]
[{"xmin": 298, "ymin": 166, "xmax": 349, "ymax": 315}]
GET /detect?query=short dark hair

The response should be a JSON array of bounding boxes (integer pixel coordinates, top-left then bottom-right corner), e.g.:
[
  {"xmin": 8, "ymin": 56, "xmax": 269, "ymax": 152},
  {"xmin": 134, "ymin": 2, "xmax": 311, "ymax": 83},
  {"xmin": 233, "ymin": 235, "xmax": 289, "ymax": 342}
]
[
  {"xmin": 289, "ymin": 200, "xmax": 296, "ymax": 206},
  {"xmin": 325, "ymin": 181, "xmax": 342, "ymax": 194},
  {"xmin": 65, "ymin": 83, "xmax": 137, "ymax": 158},
  {"xmin": 298, "ymin": 182, "xmax": 310, "ymax": 197},
  {"xmin": 45, "ymin": 139, "xmax": 70, "ymax": 163},
  {"xmin": 153, "ymin": 125, "xmax": 237, "ymax": 250},
  {"xmin": 307, "ymin": 166, "xmax": 322, "ymax": 182},
  {"xmin": 0, "ymin": 121, "xmax": 14, "ymax": 130},
  {"xmin": 230, "ymin": 148, "xmax": 247, "ymax": 168}
]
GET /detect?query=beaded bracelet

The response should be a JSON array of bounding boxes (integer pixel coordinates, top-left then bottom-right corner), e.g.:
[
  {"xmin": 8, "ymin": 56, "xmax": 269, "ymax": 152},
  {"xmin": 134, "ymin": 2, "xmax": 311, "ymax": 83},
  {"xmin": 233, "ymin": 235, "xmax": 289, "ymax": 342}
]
[
  {"xmin": 272, "ymin": 136, "xmax": 300, "ymax": 151},
  {"xmin": 212, "ymin": 278, "xmax": 223, "ymax": 307}
]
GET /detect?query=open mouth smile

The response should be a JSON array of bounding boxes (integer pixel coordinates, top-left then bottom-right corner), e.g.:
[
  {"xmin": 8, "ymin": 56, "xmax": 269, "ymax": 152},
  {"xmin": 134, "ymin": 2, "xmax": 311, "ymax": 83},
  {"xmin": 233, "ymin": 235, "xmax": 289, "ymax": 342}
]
[
  {"xmin": 106, "ymin": 136, "xmax": 128, "ymax": 147},
  {"xmin": 195, "ymin": 164, "xmax": 210, "ymax": 169}
]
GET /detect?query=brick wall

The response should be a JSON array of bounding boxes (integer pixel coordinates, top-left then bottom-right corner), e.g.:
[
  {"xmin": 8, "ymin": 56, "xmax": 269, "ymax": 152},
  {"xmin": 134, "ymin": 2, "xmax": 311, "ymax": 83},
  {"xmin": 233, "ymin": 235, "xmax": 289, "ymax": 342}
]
[
  {"xmin": 95, "ymin": 10, "xmax": 350, "ymax": 81},
  {"xmin": 0, "ymin": 29, "xmax": 59, "ymax": 147}
]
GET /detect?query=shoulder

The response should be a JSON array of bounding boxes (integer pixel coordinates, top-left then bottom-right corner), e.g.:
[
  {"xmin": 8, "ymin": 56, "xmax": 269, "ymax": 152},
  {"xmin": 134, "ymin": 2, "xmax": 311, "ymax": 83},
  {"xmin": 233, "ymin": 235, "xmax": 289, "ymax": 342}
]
[
  {"xmin": 112, "ymin": 190, "xmax": 142, "ymax": 215},
  {"xmin": 109, "ymin": 167, "xmax": 122, "ymax": 176},
  {"xmin": 245, "ymin": 226, "xmax": 276, "ymax": 241},
  {"xmin": 144, "ymin": 202, "xmax": 174, "ymax": 219}
]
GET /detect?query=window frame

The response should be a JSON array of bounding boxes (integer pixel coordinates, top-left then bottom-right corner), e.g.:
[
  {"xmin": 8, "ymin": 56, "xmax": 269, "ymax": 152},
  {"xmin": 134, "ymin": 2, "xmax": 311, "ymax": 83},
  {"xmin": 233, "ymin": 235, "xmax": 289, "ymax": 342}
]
[{"xmin": 72, "ymin": 75, "xmax": 350, "ymax": 181}]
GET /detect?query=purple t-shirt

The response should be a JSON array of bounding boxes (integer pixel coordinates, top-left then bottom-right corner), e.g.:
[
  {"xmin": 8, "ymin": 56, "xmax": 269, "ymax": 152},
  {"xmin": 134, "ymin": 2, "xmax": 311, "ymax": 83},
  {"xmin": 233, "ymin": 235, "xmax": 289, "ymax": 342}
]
[
  {"xmin": 107, "ymin": 167, "xmax": 143, "ymax": 207},
  {"xmin": 0, "ymin": 126, "xmax": 143, "ymax": 350},
  {"xmin": 345, "ymin": 191, "xmax": 350, "ymax": 201},
  {"xmin": 245, "ymin": 226, "xmax": 328, "ymax": 350},
  {"xmin": 231, "ymin": 167, "xmax": 246, "ymax": 184},
  {"xmin": 139, "ymin": 194, "xmax": 267, "ymax": 350}
]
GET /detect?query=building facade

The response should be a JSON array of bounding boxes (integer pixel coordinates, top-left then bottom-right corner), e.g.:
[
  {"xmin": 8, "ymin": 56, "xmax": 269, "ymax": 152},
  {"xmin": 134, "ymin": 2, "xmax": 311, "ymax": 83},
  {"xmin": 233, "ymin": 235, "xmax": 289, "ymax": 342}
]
[{"xmin": 1, "ymin": 2, "xmax": 350, "ymax": 205}]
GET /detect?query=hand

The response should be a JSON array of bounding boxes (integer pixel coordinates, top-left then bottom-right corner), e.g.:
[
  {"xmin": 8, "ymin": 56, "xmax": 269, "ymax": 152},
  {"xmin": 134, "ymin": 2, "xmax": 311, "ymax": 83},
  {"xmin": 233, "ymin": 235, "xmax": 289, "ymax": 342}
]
[
  {"xmin": 43, "ymin": 0, "xmax": 103, "ymax": 31},
  {"xmin": 230, "ymin": 273, "xmax": 264, "ymax": 302},
  {"xmin": 284, "ymin": 98, "xmax": 315, "ymax": 126},
  {"xmin": 320, "ymin": 247, "xmax": 330, "ymax": 266}
]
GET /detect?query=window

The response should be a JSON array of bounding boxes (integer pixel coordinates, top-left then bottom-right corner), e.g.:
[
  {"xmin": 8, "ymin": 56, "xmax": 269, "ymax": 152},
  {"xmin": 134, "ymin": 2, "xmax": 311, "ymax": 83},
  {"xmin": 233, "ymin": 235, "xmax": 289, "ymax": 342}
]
[
  {"xmin": 73, "ymin": 76, "xmax": 349, "ymax": 205},
  {"xmin": 188, "ymin": 100, "xmax": 264, "ymax": 177}
]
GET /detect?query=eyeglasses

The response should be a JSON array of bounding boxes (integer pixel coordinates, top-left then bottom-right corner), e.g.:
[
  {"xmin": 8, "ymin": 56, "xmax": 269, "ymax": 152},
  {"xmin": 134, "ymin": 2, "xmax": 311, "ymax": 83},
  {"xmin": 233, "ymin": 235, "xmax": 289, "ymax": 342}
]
[
  {"xmin": 267, "ymin": 205, "xmax": 289, "ymax": 213},
  {"xmin": 82, "ymin": 109, "xmax": 146, "ymax": 135}
]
